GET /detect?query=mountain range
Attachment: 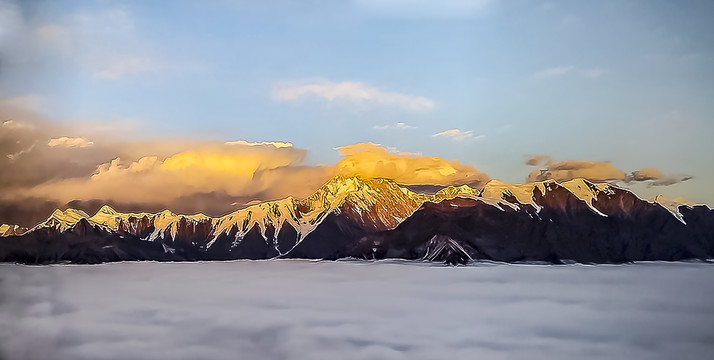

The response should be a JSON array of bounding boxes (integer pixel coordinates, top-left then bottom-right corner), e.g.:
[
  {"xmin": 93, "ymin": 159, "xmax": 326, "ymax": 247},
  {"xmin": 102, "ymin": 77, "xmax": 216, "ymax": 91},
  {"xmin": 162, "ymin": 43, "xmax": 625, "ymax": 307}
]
[{"xmin": 1, "ymin": 176, "xmax": 712, "ymax": 264}]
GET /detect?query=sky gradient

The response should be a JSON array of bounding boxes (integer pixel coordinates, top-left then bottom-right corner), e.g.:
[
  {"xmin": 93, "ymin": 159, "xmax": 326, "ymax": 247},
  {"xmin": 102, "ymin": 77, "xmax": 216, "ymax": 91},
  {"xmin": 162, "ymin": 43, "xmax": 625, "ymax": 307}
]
[{"xmin": 1, "ymin": 0, "xmax": 713, "ymax": 225}]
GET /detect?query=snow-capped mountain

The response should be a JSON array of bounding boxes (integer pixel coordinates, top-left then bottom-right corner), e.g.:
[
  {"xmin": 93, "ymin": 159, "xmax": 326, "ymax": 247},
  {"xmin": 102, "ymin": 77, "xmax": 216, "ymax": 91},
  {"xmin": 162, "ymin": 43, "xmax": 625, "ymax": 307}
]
[
  {"xmin": 1, "ymin": 176, "xmax": 712, "ymax": 264},
  {"xmin": 0, "ymin": 177, "xmax": 439, "ymax": 259},
  {"xmin": 41, "ymin": 208, "xmax": 91, "ymax": 232},
  {"xmin": 351, "ymin": 179, "xmax": 714, "ymax": 264},
  {"xmin": 0, "ymin": 224, "xmax": 26, "ymax": 237}
]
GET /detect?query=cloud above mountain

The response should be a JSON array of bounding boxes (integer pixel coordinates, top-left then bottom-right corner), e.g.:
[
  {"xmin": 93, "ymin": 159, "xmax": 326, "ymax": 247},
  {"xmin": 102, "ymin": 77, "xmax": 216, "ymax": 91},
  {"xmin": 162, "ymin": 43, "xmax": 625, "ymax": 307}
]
[
  {"xmin": 10, "ymin": 142, "xmax": 320, "ymax": 215},
  {"xmin": 627, "ymin": 167, "xmax": 693, "ymax": 186},
  {"xmin": 16, "ymin": 141, "xmax": 488, "ymax": 213},
  {"xmin": 0, "ymin": 95, "xmax": 695, "ymax": 226},
  {"xmin": 0, "ymin": 102, "xmax": 488, "ymax": 225},
  {"xmin": 525, "ymin": 155, "xmax": 692, "ymax": 187},
  {"xmin": 273, "ymin": 79, "xmax": 435, "ymax": 111},
  {"xmin": 334, "ymin": 143, "xmax": 489, "ymax": 186}
]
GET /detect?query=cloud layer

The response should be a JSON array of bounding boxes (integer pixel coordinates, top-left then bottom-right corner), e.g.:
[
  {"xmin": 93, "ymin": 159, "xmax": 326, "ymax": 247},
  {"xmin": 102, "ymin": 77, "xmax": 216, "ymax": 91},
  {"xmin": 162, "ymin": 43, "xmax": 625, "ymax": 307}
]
[
  {"xmin": 0, "ymin": 96, "xmax": 694, "ymax": 226},
  {"xmin": 334, "ymin": 143, "xmax": 489, "ymax": 186},
  {"xmin": 273, "ymin": 79, "xmax": 435, "ymax": 111},
  {"xmin": 0, "ymin": 101, "xmax": 487, "ymax": 225},
  {"xmin": 1, "ymin": 261, "xmax": 713, "ymax": 360},
  {"xmin": 525, "ymin": 155, "xmax": 692, "ymax": 186}
]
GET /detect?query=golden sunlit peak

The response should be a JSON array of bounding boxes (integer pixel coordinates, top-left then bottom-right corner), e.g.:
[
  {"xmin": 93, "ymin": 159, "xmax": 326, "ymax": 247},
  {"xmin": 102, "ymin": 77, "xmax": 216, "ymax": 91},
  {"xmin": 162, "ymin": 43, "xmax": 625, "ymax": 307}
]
[
  {"xmin": 320, "ymin": 175, "xmax": 396, "ymax": 190},
  {"xmin": 96, "ymin": 205, "xmax": 117, "ymax": 215}
]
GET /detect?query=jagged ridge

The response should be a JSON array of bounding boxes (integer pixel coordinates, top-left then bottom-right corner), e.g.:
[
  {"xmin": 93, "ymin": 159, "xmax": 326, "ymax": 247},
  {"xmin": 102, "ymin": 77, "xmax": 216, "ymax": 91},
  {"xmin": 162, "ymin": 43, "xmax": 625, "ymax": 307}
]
[{"xmin": 1, "ymin": 176, "xmax": 712, "ymax": 264}]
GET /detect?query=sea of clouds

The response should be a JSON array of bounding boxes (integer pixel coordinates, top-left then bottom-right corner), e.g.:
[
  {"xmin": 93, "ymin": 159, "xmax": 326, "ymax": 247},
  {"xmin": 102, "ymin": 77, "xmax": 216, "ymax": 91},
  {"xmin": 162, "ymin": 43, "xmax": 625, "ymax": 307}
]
[{"xmin": 1, "ymin": 260, "xmax": 713, "ymax": 360}]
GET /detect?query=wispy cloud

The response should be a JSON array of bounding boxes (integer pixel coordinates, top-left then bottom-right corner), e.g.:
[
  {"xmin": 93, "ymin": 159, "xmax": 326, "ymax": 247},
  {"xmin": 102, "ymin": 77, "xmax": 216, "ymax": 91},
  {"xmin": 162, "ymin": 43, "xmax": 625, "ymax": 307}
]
[
  {"xmin": 533, "ymin": 65, "xmax": 608, "ymax": 79},
  {"xmin": 2, "ymin": 120, "xmax": 35, "ymax": 131},
  {"xmin": 581, "ymin": 67, "xmax": 608, "ymax": 78},
  {"xmin": 95, "ymin": 55, "xmax": 160, "ymax": 80},
  {"xmin": 373, "ymin": 122, "xmax": 416, "ymax": 130},
  {"xmin": 525, "ymin": 156, "xmax": 692, "ymax": 186},
  {"xmin": 0, "ymin": 95, "xmax": 46, "ymax": 111},
  {"xmin": 6, "ymin": 144, "xmax": 35, "ymax": 161},
  {"xmin": 33, "ymin": 24, "xmax": 72, "ymax": 57},
  {"xmin": 433, "ymin": 129, "xmax": 483, "ymax": 141},
  {"xmin": 47, "ymin": 137, "xmax": 94, "ymax": 148},
  {"xmin": 354, "ymin": 0, "xmax": 494, "ymax": 19},
  {"xmin": 0, "ymin": 4, "xmax": 162, "ymax": 81},
  {"xmin": 533, "ymin": 65, "xmax": 575, "ymax": 79},
  {"xmin": 225, "ymin": 140, "xmax": 294, "ymax": 148},
  {"xmin": 273, "ymin": 79, "xmax": 435, "ymax": 111}
]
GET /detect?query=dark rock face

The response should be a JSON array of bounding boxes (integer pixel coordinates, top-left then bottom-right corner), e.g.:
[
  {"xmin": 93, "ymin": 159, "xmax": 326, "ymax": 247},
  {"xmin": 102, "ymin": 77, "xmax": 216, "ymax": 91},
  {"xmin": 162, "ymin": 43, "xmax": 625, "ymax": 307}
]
[
  {"xmin": 0, "ymin": 221, "xmax": 180, "ymax": 264},
  {"xmin": 347, "ymin": 187, "xmax": 714, "ymax": 264},
  {"xmin": 283, "ymin": 212, "xmax": 367, "ymax": 260},
  {"xmin": 1, "ymin": 181, "xmax": 713, "ymax": 265},
  {"xmin": 422, "ymin": 235, "xmax": 472, "ymax": 265}
]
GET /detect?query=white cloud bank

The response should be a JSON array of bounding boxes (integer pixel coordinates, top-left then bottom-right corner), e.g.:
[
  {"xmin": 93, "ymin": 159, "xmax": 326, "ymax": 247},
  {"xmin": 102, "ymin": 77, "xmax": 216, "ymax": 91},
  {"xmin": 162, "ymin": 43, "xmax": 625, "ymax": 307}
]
[
  {"xmin": 1, "ymin": 261, "xmax": 713, "ymax": 360},
  {"xmin": 273, "ymin": 79, "xmax": 435, "ymax": 111}
]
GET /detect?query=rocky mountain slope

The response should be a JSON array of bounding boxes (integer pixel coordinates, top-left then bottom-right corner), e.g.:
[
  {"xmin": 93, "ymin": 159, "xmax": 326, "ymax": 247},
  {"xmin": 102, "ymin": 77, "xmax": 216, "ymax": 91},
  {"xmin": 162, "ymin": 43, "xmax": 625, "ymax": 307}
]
[{"xmin": 1, "ymin": 176, "xmax": 712, "ymax": 264}]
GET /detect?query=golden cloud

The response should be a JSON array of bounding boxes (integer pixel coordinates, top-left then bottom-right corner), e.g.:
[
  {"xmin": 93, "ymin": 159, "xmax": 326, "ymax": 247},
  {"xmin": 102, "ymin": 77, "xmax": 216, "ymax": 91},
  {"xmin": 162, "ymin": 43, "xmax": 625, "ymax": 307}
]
[
  {"xmin": 526, "ymin": 158, "xmax": 692, "ymax": 187},
  {"xmin": 527, "ymin": 160, "xmax": 626, "ymax": 183},
  {"xmin": 22, "ymin": 144, "xmax": 308, "ymax": 205},
  {"xmin": 48, "ymin": 136, "xmax": 94, "ymax": 148},
  {"xmin": 334, "ymin": 142, "xmax": 489, "ymax": 186},
  {"xmin": 18, "ymin": 142, "xmax": 489, "ymax": 208},
  {"xmin": 2, "ymin": 102, "xmax": 492, "ymax": 222}
]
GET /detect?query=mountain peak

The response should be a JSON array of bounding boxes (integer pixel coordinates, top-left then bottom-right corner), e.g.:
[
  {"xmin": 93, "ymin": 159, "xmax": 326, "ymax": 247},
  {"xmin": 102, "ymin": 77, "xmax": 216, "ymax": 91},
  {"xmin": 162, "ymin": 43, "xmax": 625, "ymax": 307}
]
[
  {"xmin": 480, "ymin": 180, "xmax": 548, "ymax": 207},
  {"xmin": 0, "ymin": 224, "xmax": 26, "ymax": 236},
  {"xmin": 48, "ymin": 208, "xmax": 89, "ymax": 222},
  {"xmin": 560, "ymin": 178, "xmax": 614, "ymax": 206},
  {"xmin": 43, "ymin": 208, "xmax": 90, "ymax": 232},
  {"xmin": 309, "ymin": 176, "xmax": 403, "ymax": 204},
  {"xmin": 434, "ymin": 184, "xmax": 479, "ymax": 201},
  {"xmin": 320, "ymin": 175, "xmax": 368, "ymax": 193},
  {"xmin": 96, "ymin": 205, "xmax": 117, "ymax": 215}
]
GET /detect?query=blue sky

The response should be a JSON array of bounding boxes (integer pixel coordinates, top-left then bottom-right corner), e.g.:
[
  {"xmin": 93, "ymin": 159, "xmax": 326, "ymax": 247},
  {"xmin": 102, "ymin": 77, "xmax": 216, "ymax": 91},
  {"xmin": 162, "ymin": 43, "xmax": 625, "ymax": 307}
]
[{"xmin": 2, "ymin": 0, "xmax": 713, "ymax": 204}]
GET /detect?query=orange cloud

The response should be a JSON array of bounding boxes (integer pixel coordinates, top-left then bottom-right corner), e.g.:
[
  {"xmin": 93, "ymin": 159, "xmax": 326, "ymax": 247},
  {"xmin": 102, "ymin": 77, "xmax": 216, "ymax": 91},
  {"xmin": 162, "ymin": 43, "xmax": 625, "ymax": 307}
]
[
  {"xmin": 19, "ymin": 142, "xmax": 489, "ymax": 207},
  {"xmin": 48, "ymin": 136, "xmax": 94, "ymax": 148},
  {"xmin": 1, "ymin": 106, "xmax": 492, "ymax": 222},
  {"xmin": 334, "ymin": 142, "xmax": 489, "ymax": 186},
  {"xmin": 21, "ymin": 144, "xmax": 308, "ymax": 205},
  {"xmin": 627, "ymin": 167, "xmax": 692, "ymax": 186},
  {"xmin": 527, "ymin": 160, "xmax": 626, "ymax": 183},
  {"xmin": 526, "ymin": 158, "xmax": 692, "ymax": 187}
]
